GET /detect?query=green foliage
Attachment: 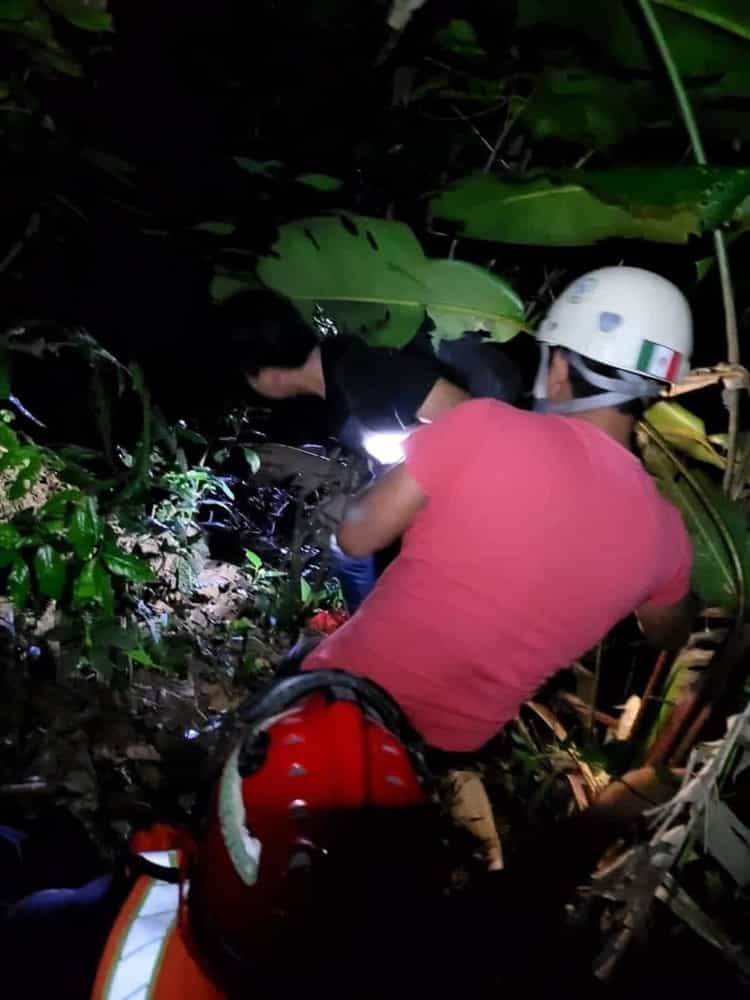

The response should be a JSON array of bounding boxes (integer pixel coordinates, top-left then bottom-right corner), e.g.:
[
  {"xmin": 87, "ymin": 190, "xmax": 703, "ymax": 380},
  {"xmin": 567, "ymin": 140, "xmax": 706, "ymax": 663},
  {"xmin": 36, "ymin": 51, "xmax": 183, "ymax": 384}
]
[
  {"xmin": 0, "ymin": 483, "xmax": 154, "ymax": 615},
  {"xmin": 68, "ymin": 495, "xmax": 100, "ymax": 559},
  {"xmin": 431, "ymin": 167, "xmax": 750, "ymax": 246},
  {"xmin": 0, "ymin": 414, "xmax": 50, "ymax": 498},
  {"xmin": 100, "ymin": 538, "xmax": 156, "ymax": 583},
  {"xmin": 155, "ymin": 467, "xmax": 234, "ymax": 532},
  {"xmin": 640, "ymin": 426, "xmax": 749, "ymax": 610},
  {"xmin": 295, "ymin": 173, "xmax": 343, "ymax": 193},
  {"xmin": 518, "ymin": 0, "xmax": 750, "ymax": 80},
  {"xmin": 520, "ymin": 69, "xmax": 641, "ymax": 148},
  {"xmin": 433, "ymin": 19, "xmax": 485, "ymax": 60},
  {"xmin": 45, "ymin": 0, "xmax": 112, "ymax": 32},
  {"xmin": 0, "ymin": 0, "xmax": 111, "ymax": 84},
  {"xmin": 645, "ymin": 402, "xmax": 726, "ymax": 470},
  {"xmin": 34, "ymin": 543, "xmax": 66, "ymax": 599},
  {"xmin": 257, "ymin": 214, "xmax": 525, "ymax": 346}
]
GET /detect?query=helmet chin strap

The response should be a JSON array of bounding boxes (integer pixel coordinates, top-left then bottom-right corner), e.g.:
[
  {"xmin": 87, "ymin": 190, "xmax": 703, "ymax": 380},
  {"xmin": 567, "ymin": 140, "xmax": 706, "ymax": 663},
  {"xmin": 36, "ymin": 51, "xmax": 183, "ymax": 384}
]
[{"xmin": 533, "ymin": 347, "xmax": 662, "ymax": 414}]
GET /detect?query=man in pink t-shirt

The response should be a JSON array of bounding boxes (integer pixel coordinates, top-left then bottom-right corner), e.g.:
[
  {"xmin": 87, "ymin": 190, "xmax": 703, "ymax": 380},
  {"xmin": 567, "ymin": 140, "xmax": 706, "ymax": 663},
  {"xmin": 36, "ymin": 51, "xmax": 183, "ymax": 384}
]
[{"xmin": 304, "ymin": 267, "xmax": 696, "ymax": 752}]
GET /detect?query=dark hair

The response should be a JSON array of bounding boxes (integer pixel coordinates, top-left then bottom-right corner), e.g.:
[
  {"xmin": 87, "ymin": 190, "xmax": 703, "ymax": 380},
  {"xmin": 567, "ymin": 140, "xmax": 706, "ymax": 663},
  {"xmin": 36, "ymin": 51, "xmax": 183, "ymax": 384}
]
[
  {"xmin": 561, "ymin": 350, "xmax": 648, "ymax": 419},
  {"xmin": 218, "ymin": 289, "xmax": 319, "ymax": 375}
]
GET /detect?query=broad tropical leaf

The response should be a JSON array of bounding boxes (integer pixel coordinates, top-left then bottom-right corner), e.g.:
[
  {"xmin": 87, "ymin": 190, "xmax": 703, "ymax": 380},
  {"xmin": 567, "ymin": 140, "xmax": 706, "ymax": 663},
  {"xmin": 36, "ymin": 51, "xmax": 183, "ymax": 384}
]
[
  {"xmin": 652, "ymin": 1, "xmax": 750, "ymax": 41},
  {"xmin": 67, "ymin": 496, "xmax": 101, "ymax": 560},
  {"xmin": 431, "ymin": 168, "xmax": 750, "ymax": 246},
  {"xmin": 257, "ymin": 214, "xmax": 525, "ymax": 347},
  {"xmin": 44, "ymin": 0, "xmax": 112, "ymax": 32},
  {"xmin": 640, "ymin": 431, "xmax": 748, "ymax": 609},
  {"xmin": 645, "ymin": 402, "xmax": 726, "ymax": 470},
  {"xmin": 517, "ymin": 1, "xmax": 750, "ymax": 82},
  {"xmin": 73, "ymin": 557, "xmax": 112, "ymax": 613},
  {"xmin": 101, "ymin": 539, "xmax": 155, "ymax": 583}
]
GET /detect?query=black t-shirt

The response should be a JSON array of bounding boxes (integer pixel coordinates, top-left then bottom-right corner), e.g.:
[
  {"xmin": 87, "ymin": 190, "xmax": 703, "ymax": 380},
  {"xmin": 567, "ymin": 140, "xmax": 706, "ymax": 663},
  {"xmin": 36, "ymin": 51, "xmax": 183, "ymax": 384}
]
[{"xmin": 321, "ymin": 329, "xmax": 532, "ymax": 438}]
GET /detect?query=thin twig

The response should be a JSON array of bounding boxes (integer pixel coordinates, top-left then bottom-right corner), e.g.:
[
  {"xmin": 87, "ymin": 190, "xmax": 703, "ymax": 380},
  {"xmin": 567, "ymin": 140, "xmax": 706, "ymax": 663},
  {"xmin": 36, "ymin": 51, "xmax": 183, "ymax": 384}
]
[
  {"xmin": 0, "ymin": 212, "xmax": 40, "ymax": 274},
  {"xmin": 588, "ymin": 643, "xmax": 603, "ymax": 736},
  {"xmin": 449, "ymin": 103, "xmax": 494, "ymax": 155},
  {"xmin": 713, "ymin": 230, "xmax": 741, "ymax": 491},
  {"xmin": 637, "ymin": 0, "xmax": 742, "ymax": 497},
  {"xmin": 484, "ymin": 98, "xmax": 524, "ymax": 174}
]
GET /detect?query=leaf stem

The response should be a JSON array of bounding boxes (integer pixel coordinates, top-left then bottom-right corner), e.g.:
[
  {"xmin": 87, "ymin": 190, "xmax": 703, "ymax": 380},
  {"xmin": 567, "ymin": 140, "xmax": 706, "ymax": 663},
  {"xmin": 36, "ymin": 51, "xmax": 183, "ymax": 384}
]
[{"xmin": 636, "ymin": 0, "xmax": 741, "ymax": 495}]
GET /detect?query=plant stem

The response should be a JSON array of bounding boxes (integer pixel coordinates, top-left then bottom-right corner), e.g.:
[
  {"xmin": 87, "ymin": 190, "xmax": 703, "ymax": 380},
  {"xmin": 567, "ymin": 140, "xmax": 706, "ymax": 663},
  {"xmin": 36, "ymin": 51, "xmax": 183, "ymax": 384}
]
[{"xmin": 637, "ymin": 0, "xmax": 742, "ymax": 495}]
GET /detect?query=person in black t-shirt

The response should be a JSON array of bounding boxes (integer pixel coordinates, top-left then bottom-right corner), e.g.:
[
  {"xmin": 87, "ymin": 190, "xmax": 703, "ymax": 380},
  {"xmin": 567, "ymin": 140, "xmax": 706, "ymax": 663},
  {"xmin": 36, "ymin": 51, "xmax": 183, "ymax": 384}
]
[{"xmin": 220, "ymin": 290, "xmax": 535, "ymax": 608}]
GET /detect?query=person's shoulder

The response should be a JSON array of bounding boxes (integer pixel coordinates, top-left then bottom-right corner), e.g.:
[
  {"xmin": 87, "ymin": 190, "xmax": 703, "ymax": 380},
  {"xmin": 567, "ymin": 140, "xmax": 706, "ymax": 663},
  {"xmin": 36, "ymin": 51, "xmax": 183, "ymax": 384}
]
[
  {"xmin": 438, "ymin": 397, "xmax": 528, "ymax": 428},
  {"xmin": 416, "ymin": 398, "xmax": 526, "ymax": 446}
]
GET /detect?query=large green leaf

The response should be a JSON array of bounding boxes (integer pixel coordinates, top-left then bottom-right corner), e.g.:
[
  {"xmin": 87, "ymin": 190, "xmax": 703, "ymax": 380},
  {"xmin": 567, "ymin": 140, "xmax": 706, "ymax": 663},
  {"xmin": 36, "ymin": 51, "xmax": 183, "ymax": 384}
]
[
  {"xmin": 257, "ymin": 214, "xmax": 525, "ymax": 347},
  {"xmin": 431, "ymin": 167, "xmax": 750, "ymax": 246},
  {"xmin": 518, "ymin": 1, "xmax": 750, "ymax": 80},
  {"xmin": 67, "ymin": 496, "xmax": 101, "ymax": 560},
  {"xmin": 640, "ymin": 434, "xmax": 748, "ymax": 609},
  {"xmin": 652, "ymin": 1, "xmax": 750, "ymax": 41},
  {"xmin": 34, "ymin": 544, "xmax": 66, "ymax": 600},
  {"xmin": 73, "ymin": 557, "xmax": 112, "ymax": 612},
  {"xmin": 567, "ymin": 167, "xmax": 750, "ymax": 231},
  {"xmin": 644, "ymin": 402, "xmax": 726, "ymax": 470},
  {"xmin": 44, "ymin": 0, "xmax": 112, "ymax": 31},
  {"xmin": 101, "ymin": 539, "xmax": 155, "ymax": 583}
]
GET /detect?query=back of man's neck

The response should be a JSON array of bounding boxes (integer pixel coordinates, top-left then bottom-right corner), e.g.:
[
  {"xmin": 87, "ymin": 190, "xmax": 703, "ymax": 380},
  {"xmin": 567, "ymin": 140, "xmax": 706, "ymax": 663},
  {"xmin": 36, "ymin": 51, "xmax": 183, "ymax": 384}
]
[{"xmin": 566, "ymin": 408, "xmax": 636, "ymax": 450}]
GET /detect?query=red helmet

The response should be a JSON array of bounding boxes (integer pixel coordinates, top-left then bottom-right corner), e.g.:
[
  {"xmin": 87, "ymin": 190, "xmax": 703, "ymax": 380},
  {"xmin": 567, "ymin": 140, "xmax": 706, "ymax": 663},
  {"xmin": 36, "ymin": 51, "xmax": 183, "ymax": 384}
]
[{"xmin": 188, "ymin": 670, "xmax": 440, "ymax": 989}]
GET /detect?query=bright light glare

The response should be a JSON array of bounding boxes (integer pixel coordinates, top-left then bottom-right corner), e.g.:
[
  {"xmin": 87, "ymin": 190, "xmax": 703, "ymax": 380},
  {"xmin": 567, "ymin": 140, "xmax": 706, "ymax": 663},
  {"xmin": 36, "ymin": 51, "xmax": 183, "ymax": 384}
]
[{"xmin": 362, "ymin": 430, "xmax": 411, "ymax": 465}]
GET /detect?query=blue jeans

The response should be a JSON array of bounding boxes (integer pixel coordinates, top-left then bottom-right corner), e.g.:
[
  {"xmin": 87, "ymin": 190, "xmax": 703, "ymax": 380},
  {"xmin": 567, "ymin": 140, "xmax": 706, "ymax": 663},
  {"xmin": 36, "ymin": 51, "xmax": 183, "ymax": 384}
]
[{"xmin": 331, "ymin": 548, "xmax": 376, "ymax": 612}]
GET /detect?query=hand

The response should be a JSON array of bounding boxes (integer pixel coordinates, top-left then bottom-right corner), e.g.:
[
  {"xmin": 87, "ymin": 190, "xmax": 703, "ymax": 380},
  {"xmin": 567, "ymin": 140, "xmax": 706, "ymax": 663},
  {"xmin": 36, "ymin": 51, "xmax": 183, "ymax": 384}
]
[{"xmin": 315, "ymin": 492, "xmax": 350, "ymax": 536}]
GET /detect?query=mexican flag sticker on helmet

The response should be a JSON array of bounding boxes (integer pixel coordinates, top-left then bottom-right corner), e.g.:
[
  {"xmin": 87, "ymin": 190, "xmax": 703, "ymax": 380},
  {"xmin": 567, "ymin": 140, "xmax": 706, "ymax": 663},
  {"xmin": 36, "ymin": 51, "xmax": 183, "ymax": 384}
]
[{"xmin": 636, "ymin": 340, "xmax": 682, "ymax": 381}]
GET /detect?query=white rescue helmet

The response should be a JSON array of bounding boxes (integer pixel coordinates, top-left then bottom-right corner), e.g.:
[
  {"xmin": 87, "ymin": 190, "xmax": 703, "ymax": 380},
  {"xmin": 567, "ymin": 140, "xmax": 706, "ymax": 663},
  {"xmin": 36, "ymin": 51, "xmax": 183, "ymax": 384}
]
[{"xmin": 534, "ymin": 267, "xmax": 693, "ymax": 414}]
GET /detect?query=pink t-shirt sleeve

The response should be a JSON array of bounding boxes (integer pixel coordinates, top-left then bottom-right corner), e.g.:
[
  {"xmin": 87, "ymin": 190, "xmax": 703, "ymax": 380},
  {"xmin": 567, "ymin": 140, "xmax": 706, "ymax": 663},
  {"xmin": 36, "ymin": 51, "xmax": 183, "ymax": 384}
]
[
  {"xmin": 404, "ymin": 399, "xmax": 494, "ymax": 495},
  {"xmin": 641, "ymin": 505, "xmax": 693, "ymax": 608}
]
